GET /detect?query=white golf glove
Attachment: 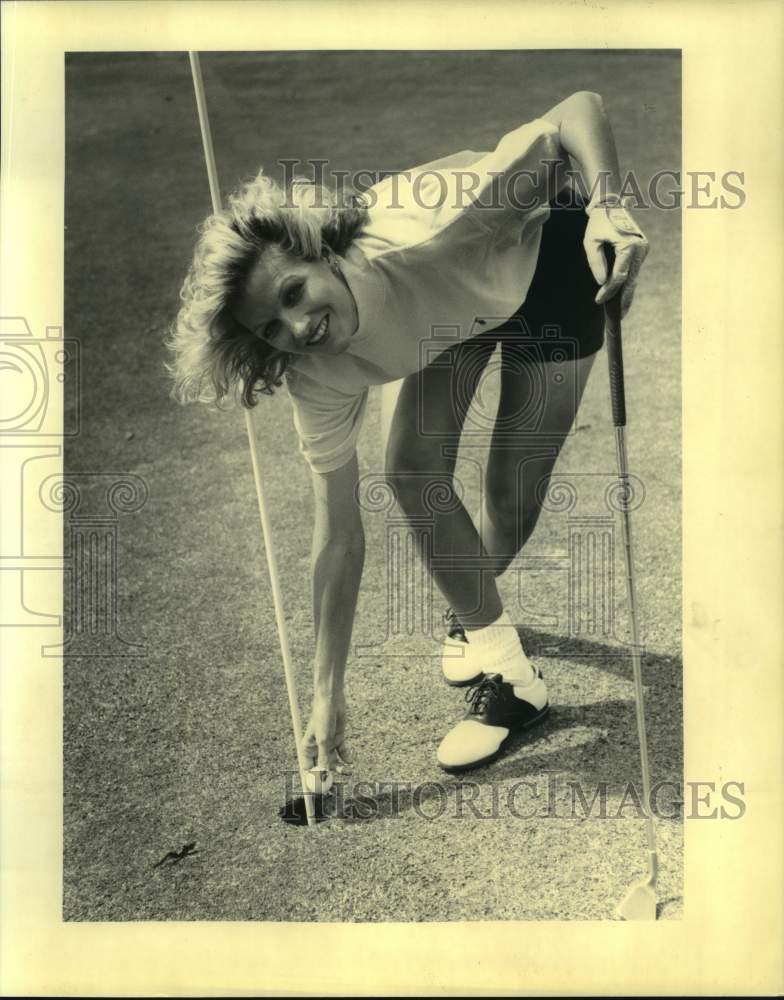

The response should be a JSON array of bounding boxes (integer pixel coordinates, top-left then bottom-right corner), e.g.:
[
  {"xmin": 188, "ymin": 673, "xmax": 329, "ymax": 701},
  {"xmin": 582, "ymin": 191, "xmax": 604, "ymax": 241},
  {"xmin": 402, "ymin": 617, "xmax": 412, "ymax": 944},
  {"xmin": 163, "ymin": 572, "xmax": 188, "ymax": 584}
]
[{"xmin": 584, "ymin": 195, "xmax": 649, "ymax": 317}]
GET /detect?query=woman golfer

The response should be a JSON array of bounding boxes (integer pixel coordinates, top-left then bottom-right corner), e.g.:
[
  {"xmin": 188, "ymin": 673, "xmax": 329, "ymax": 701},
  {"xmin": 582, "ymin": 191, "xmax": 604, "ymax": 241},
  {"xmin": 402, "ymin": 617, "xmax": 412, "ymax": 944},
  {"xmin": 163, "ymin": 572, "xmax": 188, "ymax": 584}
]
[{"xmin": 168, "ymin": 91, "xmax": 648, "ymax": 779}]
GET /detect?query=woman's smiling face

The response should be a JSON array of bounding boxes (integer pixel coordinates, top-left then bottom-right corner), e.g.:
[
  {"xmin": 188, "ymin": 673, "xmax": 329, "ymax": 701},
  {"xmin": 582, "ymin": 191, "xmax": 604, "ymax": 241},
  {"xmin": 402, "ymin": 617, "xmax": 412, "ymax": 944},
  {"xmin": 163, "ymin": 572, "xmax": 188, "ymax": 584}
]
[{"xmin": 231, "ymin": 250, "xmax": 359, "ymax": 355}]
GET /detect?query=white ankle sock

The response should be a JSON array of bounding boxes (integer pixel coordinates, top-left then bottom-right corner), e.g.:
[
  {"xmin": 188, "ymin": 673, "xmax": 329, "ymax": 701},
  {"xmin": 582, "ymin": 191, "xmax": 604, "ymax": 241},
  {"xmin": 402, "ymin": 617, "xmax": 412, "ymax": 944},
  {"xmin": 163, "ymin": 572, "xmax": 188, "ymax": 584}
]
[
  {"xmin": 462, "ymin": 609, "xmax": 517, "ymax": 647},
  {"xmin": 464, "ymin": 610, "xmax": 535, "ymax": 684}
]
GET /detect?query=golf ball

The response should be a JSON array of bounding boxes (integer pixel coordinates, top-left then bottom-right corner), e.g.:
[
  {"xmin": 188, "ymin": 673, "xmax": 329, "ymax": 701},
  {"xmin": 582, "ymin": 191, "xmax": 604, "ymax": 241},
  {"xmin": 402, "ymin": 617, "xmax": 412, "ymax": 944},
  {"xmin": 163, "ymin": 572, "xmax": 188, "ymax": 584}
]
[{"xmin": 303, "ymin": 767, "xmax": 334, "ymax": 796}]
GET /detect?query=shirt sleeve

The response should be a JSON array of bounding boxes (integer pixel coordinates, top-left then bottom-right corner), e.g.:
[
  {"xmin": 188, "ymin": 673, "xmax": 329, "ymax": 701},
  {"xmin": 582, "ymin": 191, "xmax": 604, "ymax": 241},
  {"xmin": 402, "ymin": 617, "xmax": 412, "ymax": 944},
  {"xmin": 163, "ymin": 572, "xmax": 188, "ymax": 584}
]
[
  {"xmin": 450, "ymin": 117, "xmax": 562, "ymax": 235},
  {"xmin": 362, "ymin": 117, "xmax": 562, "ymax": 252},
  {"xmin": 484, "ymin": 118, "xmax": 562, "ymax": 191},
  {"xmin": 284, "ymin": 367, "xmax": 369, "ymax": 475}
]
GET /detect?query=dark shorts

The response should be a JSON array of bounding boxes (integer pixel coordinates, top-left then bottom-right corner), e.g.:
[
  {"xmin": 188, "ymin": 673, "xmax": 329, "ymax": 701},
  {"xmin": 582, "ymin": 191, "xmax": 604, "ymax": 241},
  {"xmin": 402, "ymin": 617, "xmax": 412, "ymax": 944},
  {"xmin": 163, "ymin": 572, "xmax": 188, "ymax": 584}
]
[{"xmin": 474, "ymin": 186, "xmax": 605, "ymax": 365}]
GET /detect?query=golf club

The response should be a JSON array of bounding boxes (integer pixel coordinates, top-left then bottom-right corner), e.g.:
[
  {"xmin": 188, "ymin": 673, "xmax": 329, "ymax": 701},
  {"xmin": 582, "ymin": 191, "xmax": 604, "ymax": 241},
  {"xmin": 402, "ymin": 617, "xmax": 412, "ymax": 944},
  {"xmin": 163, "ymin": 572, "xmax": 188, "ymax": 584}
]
[
  {"xmin": 603, "ymin": 262, "xmax": 659, "ymax": 920},
  {"xmin": 188, "ymin": 51, "xmax": 317, "ymax": 828}
]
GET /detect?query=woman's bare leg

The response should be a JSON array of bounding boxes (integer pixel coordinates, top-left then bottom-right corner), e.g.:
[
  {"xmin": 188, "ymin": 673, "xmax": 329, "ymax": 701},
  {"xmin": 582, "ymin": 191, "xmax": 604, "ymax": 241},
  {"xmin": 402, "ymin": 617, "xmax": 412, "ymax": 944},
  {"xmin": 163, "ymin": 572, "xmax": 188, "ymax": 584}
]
[
  {"xmin": 481, "ymin": 350, "xmax": 596, "ymax": 574},
  {"xmin": 385, "ymin": 337, "xmax": 501, "ymax": 631}
]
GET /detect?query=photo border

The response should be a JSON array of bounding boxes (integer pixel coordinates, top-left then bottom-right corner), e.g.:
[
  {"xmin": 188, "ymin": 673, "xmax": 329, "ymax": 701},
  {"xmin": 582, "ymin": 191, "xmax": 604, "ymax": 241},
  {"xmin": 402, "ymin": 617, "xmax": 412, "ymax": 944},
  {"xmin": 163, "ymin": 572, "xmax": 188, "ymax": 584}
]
[{"xmin": 1, "ymin": 0, "xmax": 782, "ymax": 994}]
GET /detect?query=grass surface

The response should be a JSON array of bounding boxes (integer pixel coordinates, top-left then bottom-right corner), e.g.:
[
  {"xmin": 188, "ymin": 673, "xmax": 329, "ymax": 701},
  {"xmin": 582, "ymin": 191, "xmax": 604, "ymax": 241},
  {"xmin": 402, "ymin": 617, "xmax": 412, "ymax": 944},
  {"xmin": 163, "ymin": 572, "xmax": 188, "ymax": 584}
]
[{"xmin": 64, "ymin": 50, "xmax": 681, "ymax": 921}]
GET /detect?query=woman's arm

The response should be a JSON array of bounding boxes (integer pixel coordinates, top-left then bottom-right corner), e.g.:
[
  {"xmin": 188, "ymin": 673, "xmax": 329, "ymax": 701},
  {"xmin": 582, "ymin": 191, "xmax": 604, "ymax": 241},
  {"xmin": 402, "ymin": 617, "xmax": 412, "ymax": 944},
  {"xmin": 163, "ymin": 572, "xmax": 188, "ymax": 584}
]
[
  {"xmin": 541, "ymin": 90, "xmax": 623, "ymax": 204},
  {"xmin": 542, "ymin": 91, "xmax": 649, "ymax": 315},
  {"xmin": 304, "ymin": 452, "xmax": 365, "ymax": 773}
]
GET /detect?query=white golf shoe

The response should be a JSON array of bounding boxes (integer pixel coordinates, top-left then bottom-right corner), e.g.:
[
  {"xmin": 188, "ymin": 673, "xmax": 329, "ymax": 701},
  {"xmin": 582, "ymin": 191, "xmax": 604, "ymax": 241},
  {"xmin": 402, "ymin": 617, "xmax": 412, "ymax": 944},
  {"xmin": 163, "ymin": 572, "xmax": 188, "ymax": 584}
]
[
  {"xmin": 437, "ymin": 670, "xmax": 549, "ymax": 773},
  {"xmin": 441, "ymin": 607, "xmax": 485, "ymax": 687},
  {"xmin": 441, "ymin": 607, "xmax": 538, "ymax": 688}
]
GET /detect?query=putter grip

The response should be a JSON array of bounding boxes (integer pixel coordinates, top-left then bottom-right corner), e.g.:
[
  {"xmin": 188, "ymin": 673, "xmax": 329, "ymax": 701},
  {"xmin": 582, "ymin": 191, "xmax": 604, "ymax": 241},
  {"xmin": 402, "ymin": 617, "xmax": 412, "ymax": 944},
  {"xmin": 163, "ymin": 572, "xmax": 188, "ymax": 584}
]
[{"xmin": 603, "ymin": 248, "xmax": 627, "ymax": 428}]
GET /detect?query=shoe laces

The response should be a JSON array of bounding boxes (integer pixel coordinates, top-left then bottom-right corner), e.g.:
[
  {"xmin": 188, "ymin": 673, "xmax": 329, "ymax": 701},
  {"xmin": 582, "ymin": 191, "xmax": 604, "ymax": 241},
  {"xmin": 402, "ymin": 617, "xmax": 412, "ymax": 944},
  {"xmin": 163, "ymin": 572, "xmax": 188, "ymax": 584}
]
[
  {"xmin": 465, "ymin": 674, "xmax": 504, "ymax": 715},
  {"xmin": 443, "ymin": 607, "xmax": 467, "ymax": 642}
]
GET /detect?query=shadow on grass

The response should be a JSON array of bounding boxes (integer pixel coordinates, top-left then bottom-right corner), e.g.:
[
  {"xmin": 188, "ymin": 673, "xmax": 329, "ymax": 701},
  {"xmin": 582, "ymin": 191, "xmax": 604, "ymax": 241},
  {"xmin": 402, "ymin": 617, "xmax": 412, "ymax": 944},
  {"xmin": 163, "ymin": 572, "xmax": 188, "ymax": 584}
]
[
  {"xmin": 516, "ymin": 625, "xmax": 681, "ymax": 678},
  {"xmin": 326, "ymin": 630, "xmax": 682, "ymax": 827}
]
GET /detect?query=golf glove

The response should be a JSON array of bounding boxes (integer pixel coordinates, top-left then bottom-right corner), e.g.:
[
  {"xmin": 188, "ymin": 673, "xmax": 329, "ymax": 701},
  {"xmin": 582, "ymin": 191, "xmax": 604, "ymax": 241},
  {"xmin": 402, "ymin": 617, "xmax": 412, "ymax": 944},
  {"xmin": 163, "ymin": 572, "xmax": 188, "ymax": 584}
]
[{"xmin": 584, "ymin": 195, "xmax": 649, "ymax": 317}]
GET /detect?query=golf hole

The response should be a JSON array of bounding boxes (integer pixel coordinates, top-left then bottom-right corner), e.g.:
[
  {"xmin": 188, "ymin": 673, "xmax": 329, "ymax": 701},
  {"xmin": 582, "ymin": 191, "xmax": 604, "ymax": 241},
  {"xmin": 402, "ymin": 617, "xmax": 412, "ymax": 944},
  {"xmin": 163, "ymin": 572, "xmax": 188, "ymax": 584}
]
[{"xmin": 279, "ymin": 795, "xmax": 330, "ymax": 827}]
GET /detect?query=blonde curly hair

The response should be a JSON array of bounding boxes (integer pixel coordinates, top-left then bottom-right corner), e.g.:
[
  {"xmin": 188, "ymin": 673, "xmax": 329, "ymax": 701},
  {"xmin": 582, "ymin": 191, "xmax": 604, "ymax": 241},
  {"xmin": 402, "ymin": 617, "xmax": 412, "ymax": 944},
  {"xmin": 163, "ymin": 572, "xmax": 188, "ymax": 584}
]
[{"xmin": 166, "ymin": 172, "xmax": 367, "ymax": 407}]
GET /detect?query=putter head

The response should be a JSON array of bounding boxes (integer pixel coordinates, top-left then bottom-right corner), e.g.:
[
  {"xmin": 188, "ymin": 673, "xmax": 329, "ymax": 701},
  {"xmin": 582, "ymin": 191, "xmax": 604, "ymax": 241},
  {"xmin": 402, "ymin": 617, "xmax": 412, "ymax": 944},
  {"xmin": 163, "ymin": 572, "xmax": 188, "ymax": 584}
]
[{"xmin": 616, "ymin": 877, "xmax": 658, "ymax": 920}]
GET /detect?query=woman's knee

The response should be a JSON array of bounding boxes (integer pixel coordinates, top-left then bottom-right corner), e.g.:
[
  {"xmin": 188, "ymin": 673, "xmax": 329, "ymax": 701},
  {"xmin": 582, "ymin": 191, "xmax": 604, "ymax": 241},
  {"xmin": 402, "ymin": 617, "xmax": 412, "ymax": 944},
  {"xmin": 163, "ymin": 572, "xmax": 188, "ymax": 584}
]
[
  {"xmin": 385, "ymin": 431, "xmax": 455, "ymax": 513},
  {"xmin": 484, "ymin": 469, "xmax": 549, "ymax": 547}
]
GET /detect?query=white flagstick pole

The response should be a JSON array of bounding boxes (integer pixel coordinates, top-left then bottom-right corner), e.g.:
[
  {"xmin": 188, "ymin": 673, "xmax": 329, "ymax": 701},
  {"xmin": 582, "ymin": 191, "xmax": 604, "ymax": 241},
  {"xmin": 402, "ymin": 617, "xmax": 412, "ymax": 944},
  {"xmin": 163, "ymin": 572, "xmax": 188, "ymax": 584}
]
[{"xmin": 188, "ymin": 52, "xmax": 316, "ymax": 827}]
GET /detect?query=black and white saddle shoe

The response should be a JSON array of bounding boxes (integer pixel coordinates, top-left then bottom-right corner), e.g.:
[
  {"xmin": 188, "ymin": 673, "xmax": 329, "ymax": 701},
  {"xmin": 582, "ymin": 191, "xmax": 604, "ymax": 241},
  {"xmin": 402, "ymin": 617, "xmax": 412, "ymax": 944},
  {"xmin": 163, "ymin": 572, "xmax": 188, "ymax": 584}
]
[{"xmin": 436, "ymin": 670, "xmax": 550, "ymax": 773}]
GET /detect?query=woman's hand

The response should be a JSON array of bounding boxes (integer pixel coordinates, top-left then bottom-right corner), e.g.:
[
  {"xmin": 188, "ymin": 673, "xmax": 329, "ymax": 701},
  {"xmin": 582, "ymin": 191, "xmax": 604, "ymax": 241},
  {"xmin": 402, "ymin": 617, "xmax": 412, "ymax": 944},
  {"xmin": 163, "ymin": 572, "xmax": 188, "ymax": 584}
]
[
  {"xmin": 540, "ymin": 92, "xmax": 649, "ymax": 318},
  {"xmin": 302, "ymin": 688, "xmax": 353, "ymax": 776},
  {"xmin": 584, "ymin": 197, "xmax": 649, "ymax": 317}
]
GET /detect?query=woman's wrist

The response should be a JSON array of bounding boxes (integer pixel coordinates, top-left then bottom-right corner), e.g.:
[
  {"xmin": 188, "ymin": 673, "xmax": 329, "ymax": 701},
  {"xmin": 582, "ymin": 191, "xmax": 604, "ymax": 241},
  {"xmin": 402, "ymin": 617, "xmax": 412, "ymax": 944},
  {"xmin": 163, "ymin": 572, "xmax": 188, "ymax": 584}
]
[
  {"xmin": 549, "ymin": 93, "xmax": 623, "ymax": 218},
  {"xmin": 312, "ymin": 647, "xmax": 347, "ymax": 698},
  {"xmin": 585, "ymin": 191, "xmax": 624, "ymax": 216}
]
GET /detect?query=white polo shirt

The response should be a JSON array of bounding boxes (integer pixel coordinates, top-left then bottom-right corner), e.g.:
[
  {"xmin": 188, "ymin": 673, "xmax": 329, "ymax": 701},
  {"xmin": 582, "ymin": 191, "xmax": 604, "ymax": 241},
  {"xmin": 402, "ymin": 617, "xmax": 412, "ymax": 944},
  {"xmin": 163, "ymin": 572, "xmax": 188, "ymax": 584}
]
[{"xmin": 285, "ymin": 116, "xmax": 562, "ymax": 474}]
